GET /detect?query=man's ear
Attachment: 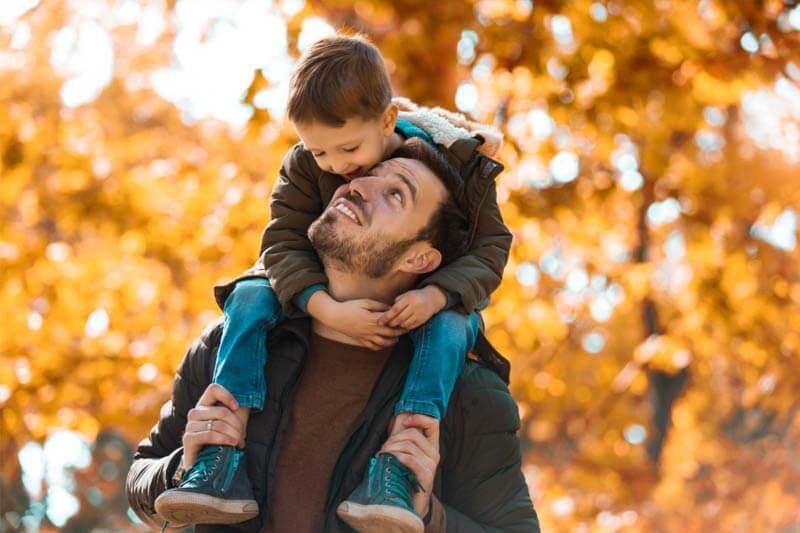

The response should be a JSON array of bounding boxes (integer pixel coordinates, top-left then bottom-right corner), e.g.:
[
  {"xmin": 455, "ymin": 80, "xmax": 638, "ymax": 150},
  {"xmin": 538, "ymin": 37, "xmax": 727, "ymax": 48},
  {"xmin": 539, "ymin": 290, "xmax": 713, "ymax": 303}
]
[
  {"xmin": 398, "ymin": 244, "xmax": 442, "ymax": 275},
  {"xmin": 382, "ymin": 102, "xmax": 399, "ymax": 136}
]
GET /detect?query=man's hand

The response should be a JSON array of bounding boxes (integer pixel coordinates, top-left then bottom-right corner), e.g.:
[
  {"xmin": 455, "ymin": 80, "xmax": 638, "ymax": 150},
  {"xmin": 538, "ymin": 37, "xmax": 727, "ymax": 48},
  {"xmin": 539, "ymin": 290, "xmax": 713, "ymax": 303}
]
[
  {"xmin": 181, "ymin": 384, "xmax": 244, "ymax": 470},
  {"xmin": 317, "ymin": 297, "xmax": 408, "ymax": 351},
  {"xmin": 379, "ymin": 286, "xmax": 447, "ymax": 330},
  {"xmin": 382, "ymin": 414, "xmax": 440, "ymax": 518}
]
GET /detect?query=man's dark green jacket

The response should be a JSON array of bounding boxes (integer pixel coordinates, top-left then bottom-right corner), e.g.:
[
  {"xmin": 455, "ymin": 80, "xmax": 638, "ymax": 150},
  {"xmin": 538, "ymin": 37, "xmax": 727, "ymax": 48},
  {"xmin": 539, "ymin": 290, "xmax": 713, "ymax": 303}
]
[{"xmin": 126, "ymin": 316, "xmax": 539, "ymax": 532}]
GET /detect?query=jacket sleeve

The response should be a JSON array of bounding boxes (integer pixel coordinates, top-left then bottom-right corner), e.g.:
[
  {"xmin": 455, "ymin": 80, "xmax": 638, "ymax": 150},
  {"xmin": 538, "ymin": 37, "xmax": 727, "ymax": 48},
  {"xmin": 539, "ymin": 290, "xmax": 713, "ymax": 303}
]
[
  {"xmin": 259, "ymin": 144, "xmax": 329, "ymax": 318},
  {"xmin": 125, "ymin": 323, "xmax": 217, "ymax": 529},
  {"xmin": 418, "ymin": 182, "xmax": 512, "ymax": 314},
  {"xmin": 439, "ymin": 368, "xmax": 540, "ymax": 532}
]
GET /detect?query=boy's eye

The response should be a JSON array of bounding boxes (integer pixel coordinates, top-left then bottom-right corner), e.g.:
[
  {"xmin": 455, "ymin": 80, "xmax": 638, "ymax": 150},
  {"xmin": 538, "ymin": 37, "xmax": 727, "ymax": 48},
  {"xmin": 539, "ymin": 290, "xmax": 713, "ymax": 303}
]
[
  {"xmin": 312, "ymin": 152, "xmax": 325, "ymax": 157},
  {"xmin": 391, "ymin": 190, "xmax": 403, "ymax": 203},
  {"xmin": 343, "ymin": 146, "xmax": 359, "ymax": 153}
]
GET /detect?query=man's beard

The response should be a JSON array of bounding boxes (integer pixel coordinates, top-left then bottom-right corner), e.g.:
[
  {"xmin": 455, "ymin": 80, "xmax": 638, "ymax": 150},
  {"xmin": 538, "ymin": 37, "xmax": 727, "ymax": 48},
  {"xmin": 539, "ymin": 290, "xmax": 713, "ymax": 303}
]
[{"xmin": 308, "ymin": 210, "xmax": 417, "ymax": 279}]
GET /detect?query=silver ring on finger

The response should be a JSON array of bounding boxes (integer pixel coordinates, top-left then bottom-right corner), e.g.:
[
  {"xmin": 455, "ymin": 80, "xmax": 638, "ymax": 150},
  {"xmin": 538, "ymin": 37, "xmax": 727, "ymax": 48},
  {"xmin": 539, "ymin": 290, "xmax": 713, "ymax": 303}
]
[{"xmin": 206, "ymin": 420, "xmax": 214, "ymax": 431}]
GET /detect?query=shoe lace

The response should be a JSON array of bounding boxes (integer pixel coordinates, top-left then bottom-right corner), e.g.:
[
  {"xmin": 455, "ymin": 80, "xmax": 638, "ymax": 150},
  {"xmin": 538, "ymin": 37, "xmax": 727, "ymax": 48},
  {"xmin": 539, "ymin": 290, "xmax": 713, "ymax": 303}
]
[
  {"xmin": 381, "ymin": 455, "xmax": 423, "ymax": 502},
  {"xmin": 182, "ymin": 446, "xmax": 223, "ymax": 484}
]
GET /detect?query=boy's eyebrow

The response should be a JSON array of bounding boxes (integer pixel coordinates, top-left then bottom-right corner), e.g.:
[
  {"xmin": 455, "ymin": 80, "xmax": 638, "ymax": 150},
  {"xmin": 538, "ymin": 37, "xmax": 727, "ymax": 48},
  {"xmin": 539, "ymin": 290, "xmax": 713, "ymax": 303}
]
[{"xmin": 308, "ymin": 138, "xmax": 362, "ymax": 151}]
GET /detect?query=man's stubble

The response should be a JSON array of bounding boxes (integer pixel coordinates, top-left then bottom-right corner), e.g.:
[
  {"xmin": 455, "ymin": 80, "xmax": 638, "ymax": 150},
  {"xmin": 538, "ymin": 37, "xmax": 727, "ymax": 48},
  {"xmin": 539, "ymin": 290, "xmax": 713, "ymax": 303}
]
[{"xmin": 308, "ymin": 209, "xmax": 417, "ymax": 279}]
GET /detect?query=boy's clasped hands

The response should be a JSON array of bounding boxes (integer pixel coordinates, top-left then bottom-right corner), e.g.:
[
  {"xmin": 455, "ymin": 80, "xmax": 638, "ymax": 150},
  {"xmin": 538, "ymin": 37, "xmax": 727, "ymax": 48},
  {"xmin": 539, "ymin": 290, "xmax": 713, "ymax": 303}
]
[{"xmin": 308, "ymin": 285, "xmax": 449, "ymax": 350}]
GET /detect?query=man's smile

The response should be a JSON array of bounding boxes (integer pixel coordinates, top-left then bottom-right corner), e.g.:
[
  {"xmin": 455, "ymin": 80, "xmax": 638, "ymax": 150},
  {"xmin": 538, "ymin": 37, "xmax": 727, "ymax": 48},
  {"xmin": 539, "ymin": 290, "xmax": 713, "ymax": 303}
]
[{"xmin": 333, "ymin": 199, "xmax": 362, "ymax": 225}]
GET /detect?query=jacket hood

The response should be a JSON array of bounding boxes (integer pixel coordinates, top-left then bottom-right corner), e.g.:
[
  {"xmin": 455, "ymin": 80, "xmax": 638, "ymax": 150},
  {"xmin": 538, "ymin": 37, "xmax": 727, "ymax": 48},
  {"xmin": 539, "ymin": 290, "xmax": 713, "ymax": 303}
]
[{"xmin": 393, "ymin": 96, "xmax": 504, "ymax": 158}]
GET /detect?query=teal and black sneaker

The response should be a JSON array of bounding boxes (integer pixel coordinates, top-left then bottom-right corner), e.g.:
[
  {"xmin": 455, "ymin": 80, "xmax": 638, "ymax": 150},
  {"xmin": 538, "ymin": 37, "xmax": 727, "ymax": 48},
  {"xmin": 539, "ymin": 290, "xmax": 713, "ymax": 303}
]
[
  {"xmin": 155, "ymin": 445, "xmax": 258, "ymax": 525},
  {"xmin": 337, "ymin": 452, "xmax": 424, "ymax": 533}
]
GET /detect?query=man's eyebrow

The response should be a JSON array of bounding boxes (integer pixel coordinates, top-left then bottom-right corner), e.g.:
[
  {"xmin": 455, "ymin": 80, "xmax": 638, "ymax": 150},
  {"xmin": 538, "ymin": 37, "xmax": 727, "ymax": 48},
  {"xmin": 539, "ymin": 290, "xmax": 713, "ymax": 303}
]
[{"xmin": 394, "ymin": 171, "xmax": 417, "ymax": 205}]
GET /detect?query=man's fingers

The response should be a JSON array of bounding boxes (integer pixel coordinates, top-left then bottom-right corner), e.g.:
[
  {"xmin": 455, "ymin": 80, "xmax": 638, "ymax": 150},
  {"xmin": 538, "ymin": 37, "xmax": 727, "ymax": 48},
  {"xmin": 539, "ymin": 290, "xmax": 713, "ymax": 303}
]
[
  {"xmin": 187, "ymin": 405, "xmax": 244, "ymax": 434},
  {"xmin": 186, "ymin": 419, "xmax": 242, "ymax": 443},
  {"xmin": 383, "ymin": 440, "xmax": 438, "ymax": 468},
  {"xmin": 386, "ymin": 427, "xmax": 439, "ymax": 458},
  {"xmin": 184, "ymin": 429, "xmax": 239, "ymax": 450},
  {"xmin": 381, "ymin": 447, "xmax": 435, "ymax": 486},
  {"xmin": 403, "ymin": 414, "xmax": 441, "ymax": 441},
  {"xmin": 197, "ymin": 383, "xmax": 239, "ymax": 411}
]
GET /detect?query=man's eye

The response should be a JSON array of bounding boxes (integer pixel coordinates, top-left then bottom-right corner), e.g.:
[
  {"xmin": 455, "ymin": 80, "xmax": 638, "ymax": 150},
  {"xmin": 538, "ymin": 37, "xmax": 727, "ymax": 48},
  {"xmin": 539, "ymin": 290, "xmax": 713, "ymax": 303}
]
[
  {"xmin": 343, "ymin": 146, "xmax": 359, "ymax": 153},
  {"xmin": 391, "ymin": 190, "xmax": 403, "ymax": 203},
  {"xmin": 312, "ymin": 152, "xmax": 325, "ymax": 157}
]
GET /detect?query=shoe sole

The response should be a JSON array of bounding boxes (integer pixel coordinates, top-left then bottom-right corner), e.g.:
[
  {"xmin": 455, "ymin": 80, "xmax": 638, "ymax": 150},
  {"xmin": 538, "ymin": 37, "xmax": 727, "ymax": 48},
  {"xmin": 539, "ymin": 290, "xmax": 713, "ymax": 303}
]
[
  {"xmin": 336, "ymin": 502, "xmax": 423, "ymax": 533},
  {"xmin": 155, "ymin": 491, "xmax": 259, "ymax": 525}
]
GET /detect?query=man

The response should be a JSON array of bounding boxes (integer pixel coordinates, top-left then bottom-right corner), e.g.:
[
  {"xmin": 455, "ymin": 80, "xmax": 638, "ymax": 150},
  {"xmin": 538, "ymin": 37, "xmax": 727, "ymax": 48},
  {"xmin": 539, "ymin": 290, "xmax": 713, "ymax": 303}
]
[{"xmin": 126, "ymin": 139, "xmax": 539, "ymax": 532}]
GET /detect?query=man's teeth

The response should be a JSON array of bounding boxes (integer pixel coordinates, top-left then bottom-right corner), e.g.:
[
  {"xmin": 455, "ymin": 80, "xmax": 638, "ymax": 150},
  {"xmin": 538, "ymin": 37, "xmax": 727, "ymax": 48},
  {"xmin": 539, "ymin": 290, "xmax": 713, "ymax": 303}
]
[{"xmin": 335, "ymin": 204, "xmax": 359, "ymax": 224}]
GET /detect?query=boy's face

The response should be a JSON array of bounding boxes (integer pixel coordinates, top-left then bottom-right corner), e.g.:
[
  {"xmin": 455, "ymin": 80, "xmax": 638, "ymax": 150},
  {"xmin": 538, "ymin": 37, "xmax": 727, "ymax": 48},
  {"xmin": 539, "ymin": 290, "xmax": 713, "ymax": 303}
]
[{"xmin": 292, "ymin": 107, "xmax": 396, "ymax": 180}]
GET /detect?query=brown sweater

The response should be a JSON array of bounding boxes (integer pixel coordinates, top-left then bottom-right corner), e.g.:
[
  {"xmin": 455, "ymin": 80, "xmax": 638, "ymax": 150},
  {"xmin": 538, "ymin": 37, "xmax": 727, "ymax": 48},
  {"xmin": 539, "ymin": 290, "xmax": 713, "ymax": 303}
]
[{"xmin": 263, "ymin": 331, "xmax": 392, "ymax": 532}]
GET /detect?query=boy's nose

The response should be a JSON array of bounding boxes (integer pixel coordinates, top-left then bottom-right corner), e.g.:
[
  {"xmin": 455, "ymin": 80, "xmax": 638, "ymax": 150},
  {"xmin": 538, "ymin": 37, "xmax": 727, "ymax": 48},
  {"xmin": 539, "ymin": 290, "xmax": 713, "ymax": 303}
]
[{"xmin": 330, "ymin": 161, "xmax": 350, "ymax": 174}]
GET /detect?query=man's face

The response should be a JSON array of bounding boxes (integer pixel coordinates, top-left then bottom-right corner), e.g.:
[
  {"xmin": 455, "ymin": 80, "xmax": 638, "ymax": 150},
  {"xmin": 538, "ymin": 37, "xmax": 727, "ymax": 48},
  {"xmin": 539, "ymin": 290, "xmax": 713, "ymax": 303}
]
[{"xmin": 308, "ymin": 157, "xmax": 447, "ymax": 278}]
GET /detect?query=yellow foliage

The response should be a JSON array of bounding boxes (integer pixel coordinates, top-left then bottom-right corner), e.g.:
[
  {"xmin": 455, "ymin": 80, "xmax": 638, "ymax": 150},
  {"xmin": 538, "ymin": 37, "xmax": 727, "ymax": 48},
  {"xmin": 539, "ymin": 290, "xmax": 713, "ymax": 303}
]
[{"xmin": 2, "ymin": 0, "xmax": 800, "ymax": 531}]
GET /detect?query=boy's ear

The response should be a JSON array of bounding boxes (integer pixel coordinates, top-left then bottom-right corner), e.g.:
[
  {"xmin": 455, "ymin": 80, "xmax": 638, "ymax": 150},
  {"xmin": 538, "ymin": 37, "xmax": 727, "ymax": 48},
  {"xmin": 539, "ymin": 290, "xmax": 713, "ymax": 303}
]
[
  {"xmin": 382, "ymin": 102, "xmax": 399, "ymax": 136},
  {"xmin": 398, "ymin": 243, "xmax": 442, "ymax": 275}
]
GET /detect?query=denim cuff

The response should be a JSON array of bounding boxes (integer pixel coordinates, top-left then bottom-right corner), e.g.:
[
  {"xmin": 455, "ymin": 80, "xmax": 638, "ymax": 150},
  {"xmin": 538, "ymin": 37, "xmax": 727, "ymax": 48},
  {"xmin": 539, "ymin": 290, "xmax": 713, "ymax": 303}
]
[
  {"xmin": 229, "ymin": 392, "xmax": 266, "ymax": 411},
  {"xmin": 292, "ymin": 283, "xmax": 326, "ymax": 315},
  {"xmin": 443, "ymin": 289, "xmax": 460, "ymax": 309},
  {"xmin": 394, "ymin": 399, "xmax": 442, "ymax": 421}
]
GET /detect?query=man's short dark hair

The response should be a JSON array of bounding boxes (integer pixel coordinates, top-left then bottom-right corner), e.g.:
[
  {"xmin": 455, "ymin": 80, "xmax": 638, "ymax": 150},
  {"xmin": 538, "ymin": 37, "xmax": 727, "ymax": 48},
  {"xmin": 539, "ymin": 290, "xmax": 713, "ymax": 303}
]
[
  {"xmin": 287, "ymin": 34, "xmax": 393, "ymax": 127},
  {"xmin": 389, "ymin": 138, "xmax": 470, "ymax": 266}
]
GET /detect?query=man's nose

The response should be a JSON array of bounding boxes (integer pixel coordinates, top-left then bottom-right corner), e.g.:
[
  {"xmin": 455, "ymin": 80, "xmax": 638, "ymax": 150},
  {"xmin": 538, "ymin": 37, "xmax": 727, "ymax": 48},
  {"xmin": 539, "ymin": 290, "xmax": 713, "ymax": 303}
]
[{"xmin": 347, "ymin": 177, "xmax": 371, "ymax": 201}]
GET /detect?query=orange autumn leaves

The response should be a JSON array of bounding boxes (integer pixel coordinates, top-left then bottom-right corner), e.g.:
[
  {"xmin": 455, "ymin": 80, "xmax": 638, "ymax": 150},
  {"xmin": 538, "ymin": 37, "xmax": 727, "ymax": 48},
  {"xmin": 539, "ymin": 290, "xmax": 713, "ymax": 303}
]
[{"xmin": 2, "ymin": 1, "xmax": 800, "ymax": 531}]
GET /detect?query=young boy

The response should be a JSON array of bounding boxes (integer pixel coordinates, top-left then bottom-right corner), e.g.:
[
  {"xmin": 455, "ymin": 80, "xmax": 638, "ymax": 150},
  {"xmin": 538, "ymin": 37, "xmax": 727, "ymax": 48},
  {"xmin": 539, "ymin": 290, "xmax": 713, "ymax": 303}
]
[{"xmin": 154, "ymin": 34, "xmax": 511, "ymax": 532}]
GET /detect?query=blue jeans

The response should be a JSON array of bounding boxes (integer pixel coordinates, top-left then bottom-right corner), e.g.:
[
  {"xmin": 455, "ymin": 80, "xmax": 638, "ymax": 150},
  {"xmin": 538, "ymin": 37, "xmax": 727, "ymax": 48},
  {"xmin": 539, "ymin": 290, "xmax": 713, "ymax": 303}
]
[
  {"xmin": 395, "ymin": 310, "xmax": 480, "ymax": 419},
  {"xmin": 212, "ymin": 278, "xmax": 285, "ymax": 410},
  {"xmin": 213, "ymin": 277, "xmax": 481, "ymax": 419}
]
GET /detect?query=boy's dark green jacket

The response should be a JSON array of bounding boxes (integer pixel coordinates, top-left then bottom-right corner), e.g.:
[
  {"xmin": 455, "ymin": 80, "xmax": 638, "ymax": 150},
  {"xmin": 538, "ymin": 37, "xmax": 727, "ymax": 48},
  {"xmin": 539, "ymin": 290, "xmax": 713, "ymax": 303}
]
[{"xmin": 260, "ymin": 134, "xmax": 512, "ymax": 318}]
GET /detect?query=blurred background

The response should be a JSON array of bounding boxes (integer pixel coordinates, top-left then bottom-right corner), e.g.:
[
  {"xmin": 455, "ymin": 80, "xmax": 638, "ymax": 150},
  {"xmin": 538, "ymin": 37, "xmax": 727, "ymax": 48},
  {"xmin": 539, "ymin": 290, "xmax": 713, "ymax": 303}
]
[{"xmin": 1, "ymin": 0, "xmax": 799, "ymax": 531}]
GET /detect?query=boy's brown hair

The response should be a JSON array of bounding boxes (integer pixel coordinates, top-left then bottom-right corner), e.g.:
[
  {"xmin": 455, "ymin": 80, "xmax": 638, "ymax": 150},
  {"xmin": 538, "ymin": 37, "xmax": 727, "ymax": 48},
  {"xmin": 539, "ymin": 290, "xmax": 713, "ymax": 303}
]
[{"xmin": 287, "ymin": 34, "xmax": 393, "ymax": 127}]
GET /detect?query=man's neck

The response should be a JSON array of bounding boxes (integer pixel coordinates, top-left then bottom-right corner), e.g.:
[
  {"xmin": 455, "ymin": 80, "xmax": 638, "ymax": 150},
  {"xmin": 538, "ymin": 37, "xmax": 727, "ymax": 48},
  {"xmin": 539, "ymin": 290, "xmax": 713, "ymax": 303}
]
[{"xmin": 311, "ymin": 266, "xmax": 416, "ymax": 345}]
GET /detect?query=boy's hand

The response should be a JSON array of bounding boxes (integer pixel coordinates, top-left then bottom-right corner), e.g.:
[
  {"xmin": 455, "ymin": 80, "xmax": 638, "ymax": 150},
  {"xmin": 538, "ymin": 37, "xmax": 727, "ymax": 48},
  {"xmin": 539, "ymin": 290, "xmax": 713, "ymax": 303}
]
[
  {"xmin": 379, "ymin": 286, "xmax": 447, "ymax": 330},
  {"xmin": 324, "ymin": 299, "xmax": 408, "ymax": 351}
]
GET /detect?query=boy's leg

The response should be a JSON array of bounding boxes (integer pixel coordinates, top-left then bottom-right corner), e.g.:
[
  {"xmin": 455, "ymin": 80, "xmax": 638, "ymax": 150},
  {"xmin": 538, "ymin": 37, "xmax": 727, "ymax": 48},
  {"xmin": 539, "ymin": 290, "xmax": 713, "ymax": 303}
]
[
  {"xmin": 212, "ymin": 277, "xmax": 285, "ymax": 412},
  {"xmin": 394, "ymin": 309, "xmax": 480, "ymax": 420},
  {"xmin": 338, "ymin": 310, "xmax": 480, "ymax": 533},
  {"xmin": 156, "ymin": 277, "xmax": 284, "ymax": 526}
]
